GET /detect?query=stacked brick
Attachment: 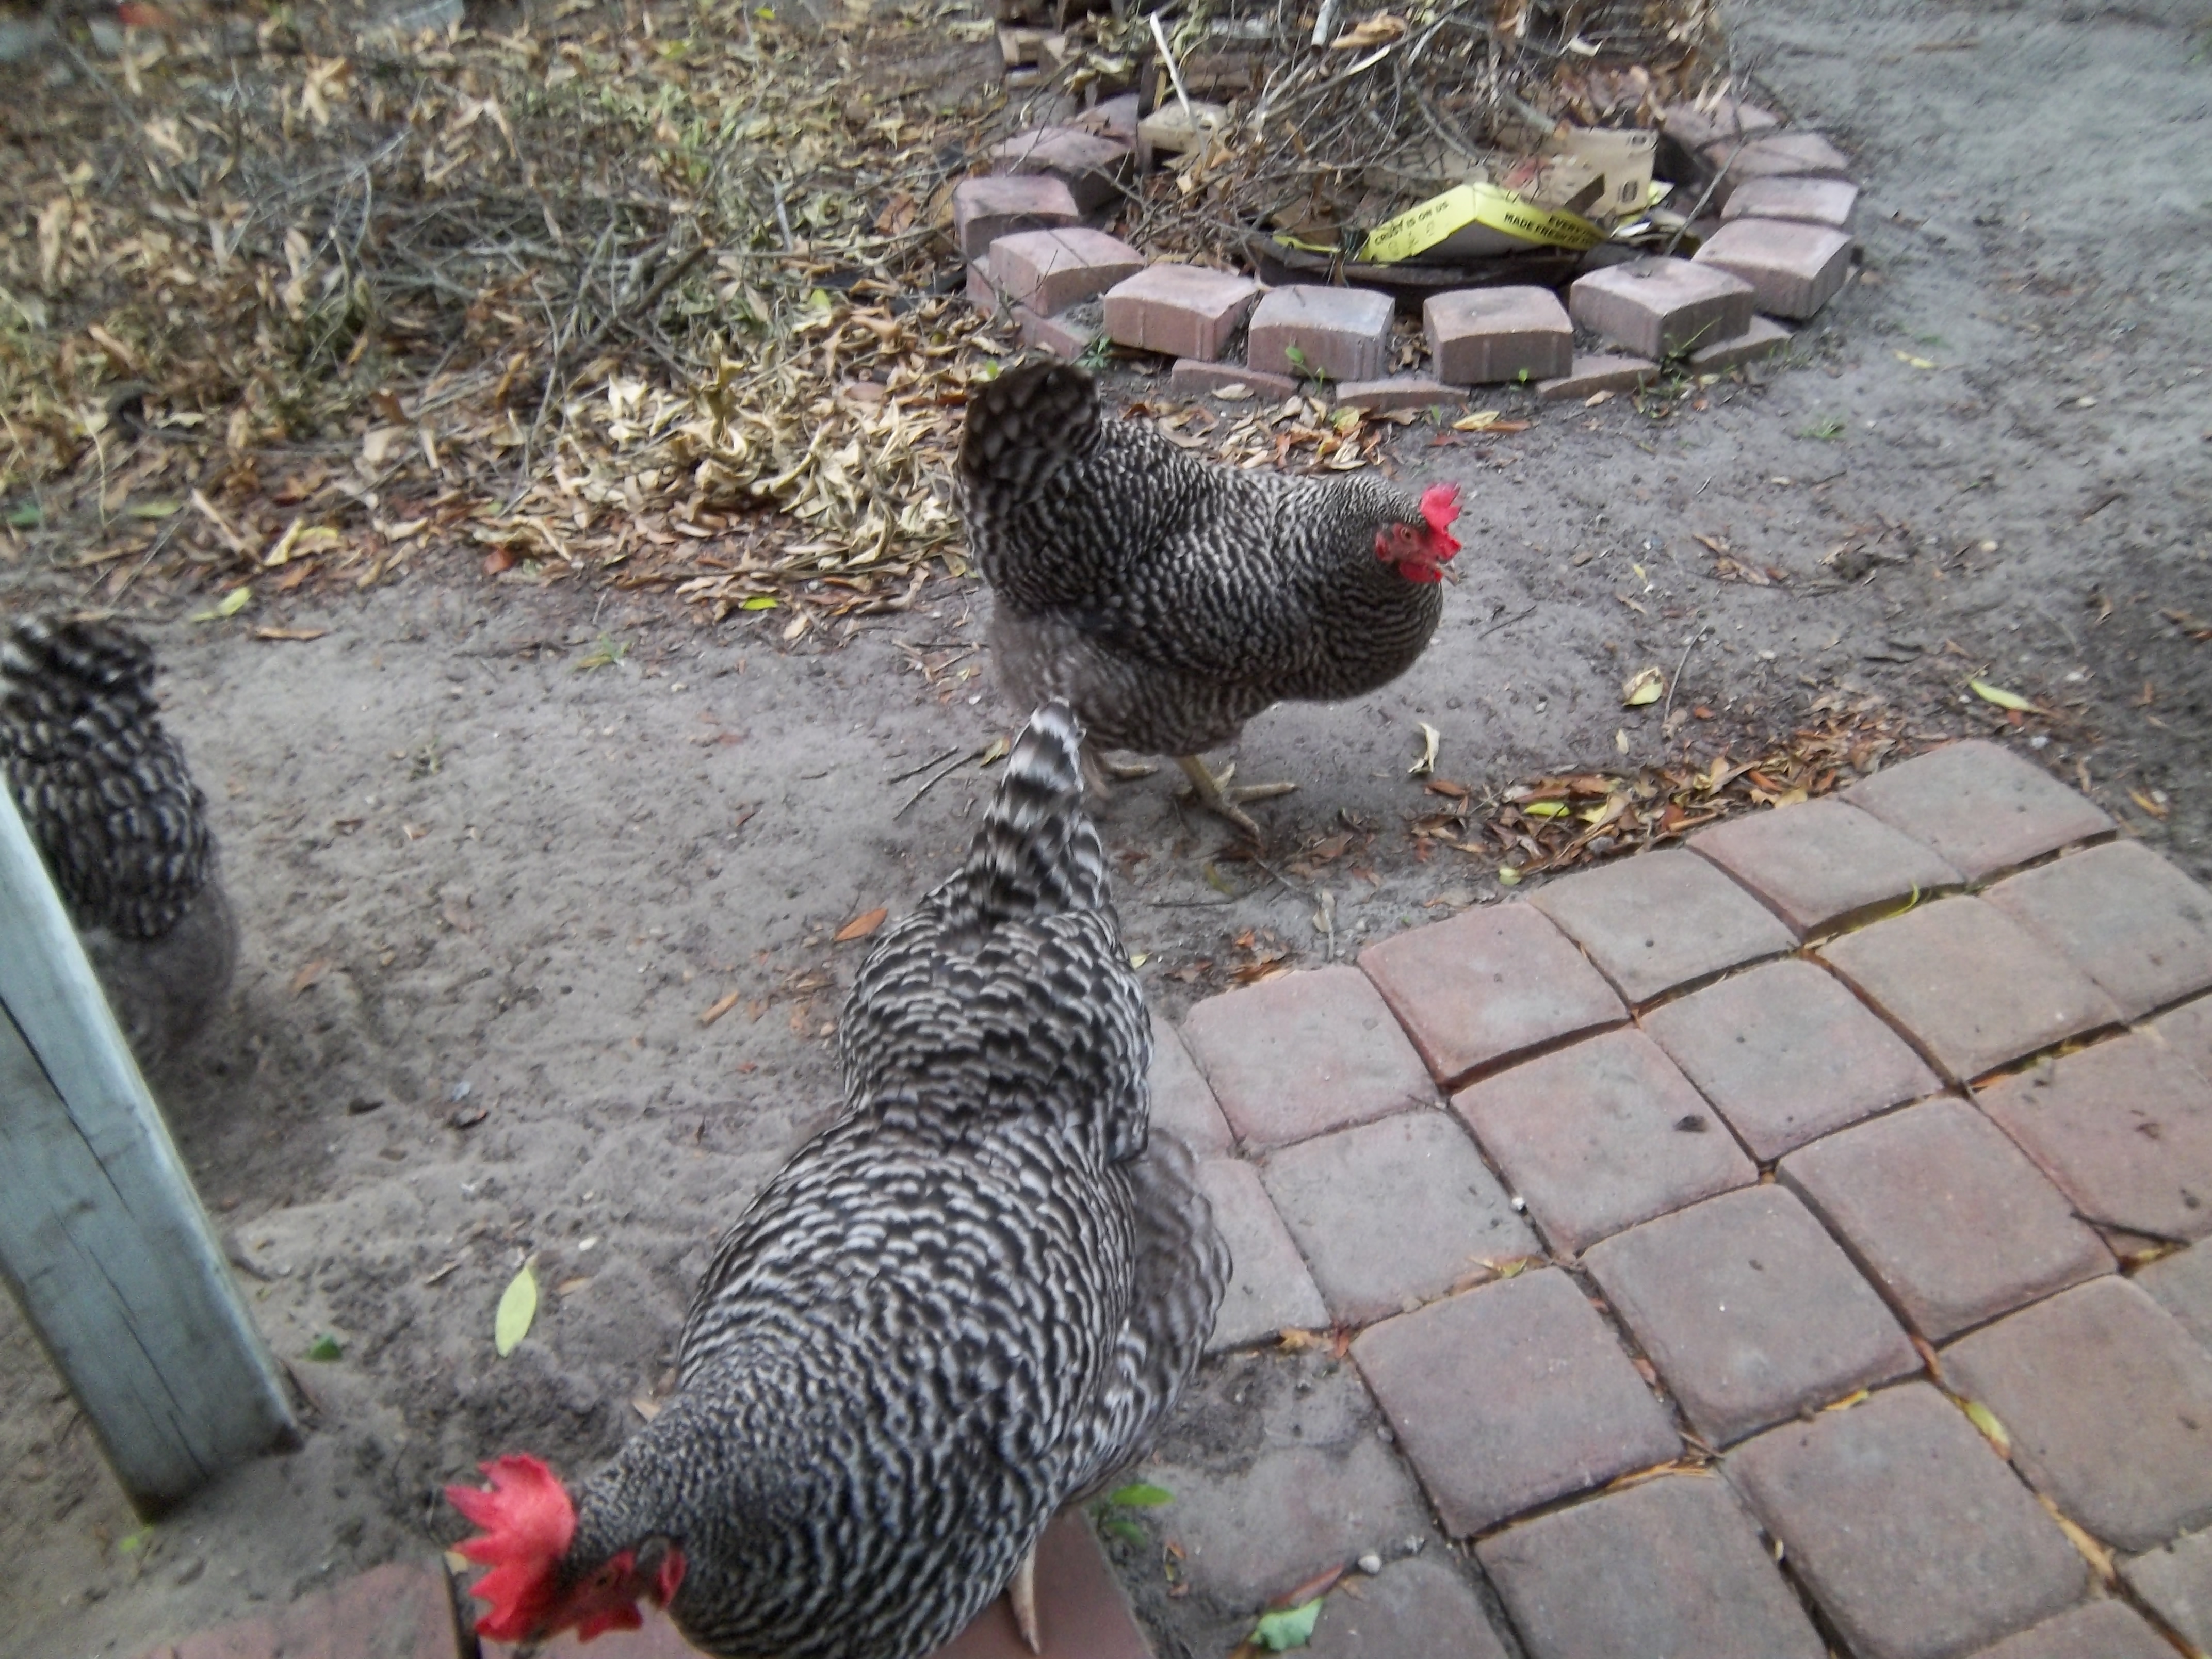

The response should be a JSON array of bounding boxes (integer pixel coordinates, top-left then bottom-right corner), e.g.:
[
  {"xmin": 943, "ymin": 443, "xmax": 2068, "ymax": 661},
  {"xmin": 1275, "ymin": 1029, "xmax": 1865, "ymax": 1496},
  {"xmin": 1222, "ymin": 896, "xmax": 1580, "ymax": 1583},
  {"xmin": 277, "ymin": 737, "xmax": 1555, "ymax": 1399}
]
[{"xmin": 957, "ymin": 89, "xmax": 1861, "ymax": 412}]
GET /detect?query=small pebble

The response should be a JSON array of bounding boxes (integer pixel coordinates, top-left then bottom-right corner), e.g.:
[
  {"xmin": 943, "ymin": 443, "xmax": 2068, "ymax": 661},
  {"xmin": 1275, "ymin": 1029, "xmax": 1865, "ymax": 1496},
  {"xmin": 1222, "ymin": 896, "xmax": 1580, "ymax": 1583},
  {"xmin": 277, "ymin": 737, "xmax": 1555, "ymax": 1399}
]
[{"xmin": 1358, "ymin": 1553, "xmax": 1384, "ymax": 1575}]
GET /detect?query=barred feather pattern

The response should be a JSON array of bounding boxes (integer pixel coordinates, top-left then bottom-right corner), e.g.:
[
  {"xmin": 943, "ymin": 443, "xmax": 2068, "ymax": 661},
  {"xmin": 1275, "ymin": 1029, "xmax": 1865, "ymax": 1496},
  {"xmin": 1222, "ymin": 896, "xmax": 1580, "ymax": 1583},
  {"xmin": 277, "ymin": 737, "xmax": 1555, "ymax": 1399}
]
[
  {"xmin": 958, "ymin": 362, "xmax": 1446, "ymax": 757},
  {"xmin": 560, "ymin": 703, "xmax": 1229, "ymax": 1659},
  {"xmin": 1, "ymin": 614, "xmax": 214, "ymax": 939}
]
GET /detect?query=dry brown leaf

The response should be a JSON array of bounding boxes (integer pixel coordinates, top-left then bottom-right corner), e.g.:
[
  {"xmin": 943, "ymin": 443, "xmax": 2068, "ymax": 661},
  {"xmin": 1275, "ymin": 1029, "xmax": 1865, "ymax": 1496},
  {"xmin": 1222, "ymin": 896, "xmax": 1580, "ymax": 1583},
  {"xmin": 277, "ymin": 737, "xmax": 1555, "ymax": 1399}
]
[{"xmin": 834, "ymin": 907, "xmax": 888, "ymax": 943}]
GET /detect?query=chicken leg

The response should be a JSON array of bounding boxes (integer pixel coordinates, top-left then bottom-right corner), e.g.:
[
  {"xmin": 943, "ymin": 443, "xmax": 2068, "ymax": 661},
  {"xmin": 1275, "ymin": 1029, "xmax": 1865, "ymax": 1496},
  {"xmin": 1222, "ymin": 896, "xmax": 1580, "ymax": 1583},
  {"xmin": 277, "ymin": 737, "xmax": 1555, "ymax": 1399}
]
[
  {"xmin": 1010, "ymin": 1542, "xmax": 1043, "ymax": 1654},
  {"xmin": 1176, "ymin": 755, "xmax": 1297, "ymax": 839},
  {"xmin": 1078, "ymin": 743, "xmax": 1159, "ymax": 798}
]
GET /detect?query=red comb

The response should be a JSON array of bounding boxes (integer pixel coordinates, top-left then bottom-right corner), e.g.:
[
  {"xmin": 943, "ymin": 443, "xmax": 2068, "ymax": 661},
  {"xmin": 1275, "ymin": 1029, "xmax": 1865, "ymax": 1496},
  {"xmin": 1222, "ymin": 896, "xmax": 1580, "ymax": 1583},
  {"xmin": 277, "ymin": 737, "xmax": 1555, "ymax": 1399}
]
[
  {"xmin": 1419, "ymin": 484, "xmax": 1462, "ymax": 556},
  {"xmin": 446, "ymin": 1454, "xmax": 576, "ymax": 1640}
]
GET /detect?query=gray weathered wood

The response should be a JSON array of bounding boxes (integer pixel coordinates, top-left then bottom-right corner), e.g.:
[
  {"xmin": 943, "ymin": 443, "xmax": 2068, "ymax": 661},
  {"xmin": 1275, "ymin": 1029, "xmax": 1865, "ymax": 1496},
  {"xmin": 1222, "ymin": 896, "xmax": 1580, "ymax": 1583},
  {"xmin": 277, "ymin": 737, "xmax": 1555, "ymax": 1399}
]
[{"xmin": 0, "ymin": 786, "xmax": 295, "ymax": 1517}]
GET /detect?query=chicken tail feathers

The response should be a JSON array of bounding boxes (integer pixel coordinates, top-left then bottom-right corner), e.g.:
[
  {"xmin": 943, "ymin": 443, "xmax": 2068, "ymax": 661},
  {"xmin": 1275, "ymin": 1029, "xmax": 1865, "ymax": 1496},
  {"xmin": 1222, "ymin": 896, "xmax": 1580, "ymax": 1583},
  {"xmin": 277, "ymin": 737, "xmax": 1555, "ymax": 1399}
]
[
  {"xmin": 955, "ymin": 700, "xmax": 1111, "ymax": 924},
  {"xmin": 2, "ymin": 614, "xmax": 214, "ymax": 943},
  {"xmin": 959, "ymin": 361, "xmax": 1100, "ymax": 500},
  {"xmin": 2, "ymin": 614, "xmax": 159, "ymax": 715}
]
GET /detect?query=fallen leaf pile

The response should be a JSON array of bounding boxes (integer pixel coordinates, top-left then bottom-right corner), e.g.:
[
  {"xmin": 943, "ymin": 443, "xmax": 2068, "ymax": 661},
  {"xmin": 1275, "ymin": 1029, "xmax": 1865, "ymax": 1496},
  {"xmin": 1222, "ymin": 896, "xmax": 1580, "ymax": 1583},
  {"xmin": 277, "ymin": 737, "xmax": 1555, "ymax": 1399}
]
[
  {"xmin": 1413, "ymin": 694, "xmax": 1916, "ymax": 883},
  {"xmin": 3, "ymin": 0, "xmax": 1010, "ymax": 618}
]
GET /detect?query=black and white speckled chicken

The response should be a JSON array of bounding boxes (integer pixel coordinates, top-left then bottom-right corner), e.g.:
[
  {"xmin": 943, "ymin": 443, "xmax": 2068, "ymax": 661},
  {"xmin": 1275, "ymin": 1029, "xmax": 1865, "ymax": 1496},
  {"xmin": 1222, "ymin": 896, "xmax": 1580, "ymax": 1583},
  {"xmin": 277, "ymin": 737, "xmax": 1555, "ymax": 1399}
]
[
  {"xmin": 0, "ymin": 613, "xmax": 237, "ymax": 1058},
  {"xmin": 959, "ymin": 361, "xmax": 1462, "ymax": 836},
  {"xmin": 448, "ymin": 702, "xmax": 1228, "ymax": 1659}
]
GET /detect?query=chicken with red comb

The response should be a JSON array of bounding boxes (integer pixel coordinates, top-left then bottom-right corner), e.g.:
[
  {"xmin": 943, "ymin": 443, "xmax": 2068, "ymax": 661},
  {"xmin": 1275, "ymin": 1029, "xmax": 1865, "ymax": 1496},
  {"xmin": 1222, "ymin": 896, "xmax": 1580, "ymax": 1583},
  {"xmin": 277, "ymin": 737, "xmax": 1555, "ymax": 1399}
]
[
  {"xmin": 446, "ymin": 703, "xmax": 1226, "ymax": 1659},
  {"xmin": 449, "ymin": 1451, "xmax": 663, "ymax": 1654},
  {"xmin": 959, "ymin": 362, "xmax": 1467, "ymax": 837}
]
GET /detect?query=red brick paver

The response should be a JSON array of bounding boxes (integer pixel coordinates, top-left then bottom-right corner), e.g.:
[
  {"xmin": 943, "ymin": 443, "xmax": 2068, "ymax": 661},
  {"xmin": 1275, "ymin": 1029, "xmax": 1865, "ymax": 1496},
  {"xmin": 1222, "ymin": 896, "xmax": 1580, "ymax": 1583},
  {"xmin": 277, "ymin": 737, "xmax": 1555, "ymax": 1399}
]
[
  {"xmin": 1583, "ymin": 1185, "xmax": 1919, "ymax": 1446},
  {"xmin": 1726, "ymin": 1384, "xmax": 2089, "ymax": 1659},
  {"xmin": 154, "ymin": 1562, "xmax": 461, "ymax": 1659},
  {"xmin": 1167, "ymin": 359, "xmax": 1300, "ymax": 399},
  {"xmin": 1535, "ymin": 352, "xmax": 1659, "ymax": 400},
  {"xmin": 952, "ymin": 174, "xmax": 1081, "ymax": 260},
  {"xmin": 1304, "ymin": 1558, "xmax": 1514, "ymax": 1659},
  {"xmin": 1423, "ymin": 287, "xmax": 1574, "ymax": 386},
  {"xmin": 2160, "ymin": 995, "xmax": 2212, "ymax": 1082},
  {"xmin": 1148, "ymin": 1012, "xmax": 1233, "ymax": 1156},
  {"xmin": 1686, "ymin": 316, "xmax": 1794, "ymax": 374},
  {"xmin": 1942, "ymin": 1276, "xmax": 2212, "ymax": 1552},
  {"xmin": 1353, "ymin": 1268, "xmax": 1680, "ymax": 1536},
  {"xmin": 1660, "ymin": 96, "xmax": 1779, "ymax": 153},
  {"xmin": 1819, "ymin": 898, "xmax": 2121, "ymax": 1082},
  {"xmin": 1983, "ymin": 840, "xmax": 2212, "ymax": 1019},
  {"xmin": 1845, "ymin": 740, "xmax": 2112, "ymax": 883},
  {"xmin": 1690, "ymin": 796, "xmax": 1961, "ymax": 936},
  {"xmin": 1455, "ymin": 1028, "xmax": 1756, "ymax": 1256},
  {"xmin": 1331, "ymin": 376, "xmax": 1458, "ymax": 413},
  {"xmin": 1976, "ymin": 1033, "xmax": 2212, "ymax": 1243},
  {"xmin": 2119, "ymin": 1528, "xmax": 2212, "ymax": 1657},
  {"xmin": 1568, "ymin": 257, "xmax": 1756, "ymax": 362},
  {"xmin": 1260, "ymin": 1109, "xmax": 1538, "ymax": 1326},
  {"xmin": 1148, "ymin": 1360, "xmax": 1434, "ymax": 1607},
  {"xmin": 1196, "ymin": 1157, "xmax": 1328, "ymax": 1349},
  {"xmin": 1963, "ymin": 1600, "xmax": 2172, "ymax": 1659},
  {"xmin": 1181, "ymin": 965, "xmax": 1435, "ymax": 1149},
  {"xmin": 988, "ymin": 127, "xmax": 1133, "ymax": 211},
  {"xmin": 967, "ymin": 255, "xmax": 1007, "ymax": 311},
  {"xmin": 1359, "ymin": 901, "xmax": 1625, "ymax": 1088},
  {"xmin": 1245, "ymin": 285, "xmax": 1395, "ymax": 382},
  {"xmin": 1101, "ymin": 264, "xmax": 1259, "ymax": 362},
  {"xmin": 986, "ymin": 229, "xmax": 1146, "ymax": 320},
  {"xmin": 1722, "ymin": 175, "xmax": 1860, "ymax": 229},
  {"xmin": 1779, "ymin": 1097, "xmax": 2113, "ymax": 1341},
  {"xmin": 1016, "ymin": 305, "xmax": 1095, "ymax": 361},
  {"xmin": 1642, "ymin": 958, "xmax": 1940, "ymax": 1160},
  {"xmin": 1702, "ymin": 129, "xmax": 1852, "ymax": 184},
  {"xmin": 1476, "ymin": 1474, "xmax": 1825, "ymax": 1659},
  {"xmin": 1693, "ymin": 219, "xmax": 1855, "ymax": 320},
  {"xmin": 1530, "ymin": 848, "xmax": 1795, "ymax": 1006},
  {"xmin": 2137, "ymin": 1243, "xmax": 2212, "ymax": 1353}
]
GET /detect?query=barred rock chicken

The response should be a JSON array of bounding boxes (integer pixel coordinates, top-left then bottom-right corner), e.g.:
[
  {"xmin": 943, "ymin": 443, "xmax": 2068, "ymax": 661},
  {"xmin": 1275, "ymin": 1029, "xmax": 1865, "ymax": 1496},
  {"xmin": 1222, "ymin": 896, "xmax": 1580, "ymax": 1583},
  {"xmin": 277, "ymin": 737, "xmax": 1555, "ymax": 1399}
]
[
  {"xmin": 959, "ymin": 361, "xmax": 1463, "ymax": 836},
  {"xmin": 0, "ymin": 614, "xmax": 237, "ymax": 1059},
  {"xmin": 448, "ymin": 702, "xmax": 1228, "ymax": 1659}
]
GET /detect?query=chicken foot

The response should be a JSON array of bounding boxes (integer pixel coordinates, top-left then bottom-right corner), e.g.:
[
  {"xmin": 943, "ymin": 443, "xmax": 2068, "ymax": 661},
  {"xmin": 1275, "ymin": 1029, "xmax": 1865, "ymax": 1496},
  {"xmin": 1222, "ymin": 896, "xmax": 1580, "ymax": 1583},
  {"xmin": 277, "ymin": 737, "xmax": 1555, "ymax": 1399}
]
[
  {"xmin": 1010, "ymin": 1542, "xmax": 1043, "ymax": 1654},
  {"xmin": 1176, "ymin": 755, "xmax": 1297, "ymax": 839},
  {"xmin": 1079, "ymin": 744, "xmax": 1159, "ymax": 796}
]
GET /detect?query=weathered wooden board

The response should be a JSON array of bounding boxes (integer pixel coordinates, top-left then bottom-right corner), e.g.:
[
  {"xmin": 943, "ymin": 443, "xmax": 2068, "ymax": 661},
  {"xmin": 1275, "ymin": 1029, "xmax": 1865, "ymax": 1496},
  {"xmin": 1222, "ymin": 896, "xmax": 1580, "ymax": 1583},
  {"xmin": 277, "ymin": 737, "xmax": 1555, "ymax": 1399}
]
[{"xmin": 0, "ymin": 787, "xmax": 295, "ymax": 1516}]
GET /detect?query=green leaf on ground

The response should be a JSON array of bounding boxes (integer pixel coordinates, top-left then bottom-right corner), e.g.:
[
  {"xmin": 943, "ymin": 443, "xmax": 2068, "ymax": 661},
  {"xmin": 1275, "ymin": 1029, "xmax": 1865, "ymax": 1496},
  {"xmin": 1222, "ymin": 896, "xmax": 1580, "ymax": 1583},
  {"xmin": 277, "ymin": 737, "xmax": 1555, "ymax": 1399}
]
[
  {"xmin": 1968, "ymin": 679, "xmax": 2036, "ymax": 712},
  {"xmin": 305, "ymin": 1332, "xmax": 343, "ymax": 1362},
  {"xmin": 1251, "ymin": 1598, "xmax": 1324, "ymax": 1650},
  {"xmin": 495, "ymin": 1260, "xmax": 538, "ymax": 1356},
  {"xmin": 1105, "ymin": 1482, "xmax": 1174, "ymax": 1508},
  {"xmin": 188, "ymin": 586, "xmax": 252, "ymax": 622}
]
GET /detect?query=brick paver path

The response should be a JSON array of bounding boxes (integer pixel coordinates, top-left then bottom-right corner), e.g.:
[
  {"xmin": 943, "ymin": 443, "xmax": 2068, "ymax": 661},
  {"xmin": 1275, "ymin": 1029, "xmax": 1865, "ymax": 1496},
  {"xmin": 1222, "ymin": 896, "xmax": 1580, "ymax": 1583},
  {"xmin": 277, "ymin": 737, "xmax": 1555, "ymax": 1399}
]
[{"xmin": 143, "ymin": 741, "xmax": 2212, "ymax": 1658}]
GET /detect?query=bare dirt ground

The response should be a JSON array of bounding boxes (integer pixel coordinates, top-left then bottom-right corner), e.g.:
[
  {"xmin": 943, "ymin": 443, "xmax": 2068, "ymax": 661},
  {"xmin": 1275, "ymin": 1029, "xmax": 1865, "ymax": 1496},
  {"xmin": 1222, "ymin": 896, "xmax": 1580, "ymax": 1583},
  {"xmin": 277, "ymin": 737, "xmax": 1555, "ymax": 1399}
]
[{"xmin": 2, "ymin": 0, "xmax": 2208, "ymax": 1654}]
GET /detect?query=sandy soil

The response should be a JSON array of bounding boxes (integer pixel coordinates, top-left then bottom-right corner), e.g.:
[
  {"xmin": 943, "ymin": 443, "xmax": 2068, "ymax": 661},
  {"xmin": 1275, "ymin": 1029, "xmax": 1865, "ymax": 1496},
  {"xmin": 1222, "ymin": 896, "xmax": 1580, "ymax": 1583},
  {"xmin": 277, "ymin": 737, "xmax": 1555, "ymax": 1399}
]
[{"xmin": 2, "ymin": 0, "xmax": 2208, "ymax": 1654}]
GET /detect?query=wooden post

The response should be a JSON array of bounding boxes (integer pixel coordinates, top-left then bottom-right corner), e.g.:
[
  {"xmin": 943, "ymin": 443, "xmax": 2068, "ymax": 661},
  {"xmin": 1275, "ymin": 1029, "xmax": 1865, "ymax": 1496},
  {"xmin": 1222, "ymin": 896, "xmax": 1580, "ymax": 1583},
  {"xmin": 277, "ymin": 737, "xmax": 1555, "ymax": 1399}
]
[{"xmin": 0, "ymin": 787, "xmax": 296, "ymax": 1517}]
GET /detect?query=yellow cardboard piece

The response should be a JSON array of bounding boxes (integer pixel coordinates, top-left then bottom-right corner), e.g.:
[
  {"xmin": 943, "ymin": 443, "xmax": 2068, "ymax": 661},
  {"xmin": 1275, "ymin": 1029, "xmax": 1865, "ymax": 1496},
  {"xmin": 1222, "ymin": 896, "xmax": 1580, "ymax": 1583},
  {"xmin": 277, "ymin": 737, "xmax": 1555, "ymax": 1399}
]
[
  {"xmin": 1548, "ymin": 128, "xmax": 1658, "ymax": 222},
  {"xmin": 1360, "ymin": 183, "xmax": 1603, "ymax": 264}
]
